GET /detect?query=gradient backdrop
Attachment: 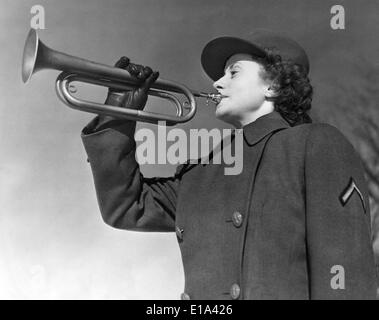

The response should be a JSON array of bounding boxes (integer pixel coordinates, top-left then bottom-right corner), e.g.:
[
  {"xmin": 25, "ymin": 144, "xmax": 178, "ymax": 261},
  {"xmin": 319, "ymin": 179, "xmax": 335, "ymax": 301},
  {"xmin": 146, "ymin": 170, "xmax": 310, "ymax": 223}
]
[{"xmin": 1, "ymin": 0, "xmax": 378, "ymax": 299}]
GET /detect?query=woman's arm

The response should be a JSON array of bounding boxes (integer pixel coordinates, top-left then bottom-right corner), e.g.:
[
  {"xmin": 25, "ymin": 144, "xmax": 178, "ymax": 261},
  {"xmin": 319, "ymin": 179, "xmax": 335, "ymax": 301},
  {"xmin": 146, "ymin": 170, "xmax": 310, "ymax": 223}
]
[
  {"xmin": 305, "ymin": 123, "xmax": 377, "ymax": 299},
  {"xmin": 81, "ymin": 117, "xmax": 183, "ymax": 232}
]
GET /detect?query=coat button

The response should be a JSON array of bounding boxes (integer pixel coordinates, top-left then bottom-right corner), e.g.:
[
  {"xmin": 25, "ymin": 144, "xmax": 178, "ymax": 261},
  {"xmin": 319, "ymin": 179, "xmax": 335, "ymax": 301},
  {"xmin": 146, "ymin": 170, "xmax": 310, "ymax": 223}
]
[
  {"xmin": 180, "ymin": 292, "xmax": 190, "ymax": 300},
  {"xmin": 230, "ymin": 283, "xmax": 241, "ymax": 300},
  {"xmin": 176, "ymin": 226, "xmax": 184, "ymax": 241},
  {"xmin": 232, "ymin": 211, "xmax": 243, "ymax": 228}
]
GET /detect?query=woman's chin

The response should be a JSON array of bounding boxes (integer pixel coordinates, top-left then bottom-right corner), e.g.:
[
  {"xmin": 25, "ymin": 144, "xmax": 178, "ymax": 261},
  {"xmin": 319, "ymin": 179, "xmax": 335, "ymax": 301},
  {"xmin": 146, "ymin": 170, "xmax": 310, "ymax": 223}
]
[
  {"xmin": 215, "ymin": 107, "xmax": 234, "ymax": 125},
  {"xmin": 215, "ymin": 105, "xmax": 226, "ymax": 119},
  {"xmin": 215, "ymin": 102, "xmax": 227, "ymax": 115}
]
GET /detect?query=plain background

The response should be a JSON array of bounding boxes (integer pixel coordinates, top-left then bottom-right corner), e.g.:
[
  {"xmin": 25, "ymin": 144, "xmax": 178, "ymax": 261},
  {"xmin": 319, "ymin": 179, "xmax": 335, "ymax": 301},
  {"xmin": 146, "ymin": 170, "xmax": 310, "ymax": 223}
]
[{"xmin": 1, "ymin": 0, "xmax": 378, "ymax": 299}]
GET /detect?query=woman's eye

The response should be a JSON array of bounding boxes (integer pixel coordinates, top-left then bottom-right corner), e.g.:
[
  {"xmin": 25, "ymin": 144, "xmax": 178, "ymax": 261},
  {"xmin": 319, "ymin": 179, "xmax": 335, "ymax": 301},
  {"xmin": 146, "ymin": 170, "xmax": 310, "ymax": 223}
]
[{"xmin": 230, "ymin": 70, "xmax": 238, "ymax": 77}]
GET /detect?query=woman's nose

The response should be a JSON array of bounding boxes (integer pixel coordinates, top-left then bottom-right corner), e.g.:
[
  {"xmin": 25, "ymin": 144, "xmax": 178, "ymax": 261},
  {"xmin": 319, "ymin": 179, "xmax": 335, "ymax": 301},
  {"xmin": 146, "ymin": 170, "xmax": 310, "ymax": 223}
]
[{"xmin": 213, "ymin": 75, "xmax": 226, "ymax": 90}]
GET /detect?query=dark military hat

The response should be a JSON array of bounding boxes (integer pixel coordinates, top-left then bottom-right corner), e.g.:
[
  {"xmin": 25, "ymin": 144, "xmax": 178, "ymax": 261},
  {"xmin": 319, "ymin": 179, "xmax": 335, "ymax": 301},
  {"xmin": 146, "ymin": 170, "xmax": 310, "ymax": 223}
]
[{"xmin": 201, "ymin": 29, "xmax": 310, "ymax": 80}]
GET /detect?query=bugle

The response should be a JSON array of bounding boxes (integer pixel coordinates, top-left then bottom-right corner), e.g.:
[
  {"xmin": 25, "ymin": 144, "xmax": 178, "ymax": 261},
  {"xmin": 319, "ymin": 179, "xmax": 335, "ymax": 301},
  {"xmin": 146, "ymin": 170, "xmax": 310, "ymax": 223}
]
[{"xmin": 22, "ymin": 29, "xmax": 222, "ymax": 125}]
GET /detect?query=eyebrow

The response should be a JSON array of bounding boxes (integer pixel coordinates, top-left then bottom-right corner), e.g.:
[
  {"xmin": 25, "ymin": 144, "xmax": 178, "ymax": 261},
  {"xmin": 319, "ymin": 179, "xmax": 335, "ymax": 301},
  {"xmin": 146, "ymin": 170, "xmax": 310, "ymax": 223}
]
[{"xmin": 224, "ymin": 62, "xmax": 242, "ymax": 73}]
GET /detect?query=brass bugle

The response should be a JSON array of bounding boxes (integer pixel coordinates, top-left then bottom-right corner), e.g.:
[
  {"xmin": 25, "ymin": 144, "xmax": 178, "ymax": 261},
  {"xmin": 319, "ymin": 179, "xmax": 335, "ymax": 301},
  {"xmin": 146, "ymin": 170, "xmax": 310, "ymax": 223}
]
[{"xmin": 22, "ymin": 29, "xmax": 222, "ymax": 125}]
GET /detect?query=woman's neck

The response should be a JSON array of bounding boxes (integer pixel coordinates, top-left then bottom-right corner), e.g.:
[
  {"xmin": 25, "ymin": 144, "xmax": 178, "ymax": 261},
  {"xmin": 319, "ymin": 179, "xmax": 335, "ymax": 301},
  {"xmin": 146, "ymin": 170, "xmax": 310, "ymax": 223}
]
[{"xmin": 234, "ymin": 101, "xmax": 275, "ymax": 128}]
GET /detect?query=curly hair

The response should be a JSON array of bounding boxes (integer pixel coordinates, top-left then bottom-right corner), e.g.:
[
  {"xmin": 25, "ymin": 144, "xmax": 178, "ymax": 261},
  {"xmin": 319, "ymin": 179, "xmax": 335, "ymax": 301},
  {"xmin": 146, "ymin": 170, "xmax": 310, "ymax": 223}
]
[{"xmin": 253, "ymin": 48, "xmax": 313, "ymax": 126}]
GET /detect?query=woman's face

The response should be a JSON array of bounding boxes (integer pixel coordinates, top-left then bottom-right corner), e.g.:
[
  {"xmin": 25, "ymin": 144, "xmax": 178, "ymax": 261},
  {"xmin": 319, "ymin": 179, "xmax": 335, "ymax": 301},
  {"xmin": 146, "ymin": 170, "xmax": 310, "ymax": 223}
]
[{"xmin": 213, "ymin": 53, "xmax": 271, "ymax": 127}]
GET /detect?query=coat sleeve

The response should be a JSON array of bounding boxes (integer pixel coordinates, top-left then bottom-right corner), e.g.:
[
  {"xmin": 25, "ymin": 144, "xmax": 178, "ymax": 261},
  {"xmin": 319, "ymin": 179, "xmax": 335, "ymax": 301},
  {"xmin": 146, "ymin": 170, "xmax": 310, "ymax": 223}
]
[
  {"xmin": 305, "ymin": 123, "xmax": 377, "ymax": 299},
  {"xmin": 81, "ymin": 117, "xmax": 186, "ymax": 232}
]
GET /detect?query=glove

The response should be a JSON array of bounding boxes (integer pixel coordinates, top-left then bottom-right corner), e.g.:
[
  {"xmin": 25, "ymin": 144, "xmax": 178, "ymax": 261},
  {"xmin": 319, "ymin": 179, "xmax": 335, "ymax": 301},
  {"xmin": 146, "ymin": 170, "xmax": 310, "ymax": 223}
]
[
  {"xmin": 105, "ymin": 56, "xmax": 159, "ymax": 109},
  {"xmin": 95, "ymin": 56, "xmax": 159, "ymax": 130}
]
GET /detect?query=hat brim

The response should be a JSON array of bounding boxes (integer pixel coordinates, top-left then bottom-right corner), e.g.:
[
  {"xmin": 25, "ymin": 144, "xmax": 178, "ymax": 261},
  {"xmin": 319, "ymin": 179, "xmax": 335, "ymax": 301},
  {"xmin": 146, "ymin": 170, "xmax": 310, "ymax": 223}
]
[{"xmin": 201, "ymin": 37, "xmax": 267, "ymax": 81}]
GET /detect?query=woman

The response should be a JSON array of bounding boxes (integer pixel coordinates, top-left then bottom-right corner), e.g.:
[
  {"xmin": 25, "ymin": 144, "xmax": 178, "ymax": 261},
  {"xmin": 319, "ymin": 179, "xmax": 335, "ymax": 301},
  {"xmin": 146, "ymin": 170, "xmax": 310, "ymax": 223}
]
[{"xmin": 81, "ymin": 30, "xmax": 377, "ymax": 299}]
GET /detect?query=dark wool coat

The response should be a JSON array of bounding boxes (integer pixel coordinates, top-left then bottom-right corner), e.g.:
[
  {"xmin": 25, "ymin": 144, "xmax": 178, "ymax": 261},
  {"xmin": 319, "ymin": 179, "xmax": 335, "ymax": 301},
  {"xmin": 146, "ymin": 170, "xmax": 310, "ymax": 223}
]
[{"xmin": 81, "ymin": 111, "xmax": 377, "ymax": 300}]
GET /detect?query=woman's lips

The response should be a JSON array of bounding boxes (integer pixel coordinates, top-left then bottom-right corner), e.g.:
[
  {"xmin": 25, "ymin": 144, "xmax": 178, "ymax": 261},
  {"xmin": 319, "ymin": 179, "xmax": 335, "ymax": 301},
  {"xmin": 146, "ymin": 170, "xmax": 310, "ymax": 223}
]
[{"xmin": 215, "ymin": 95, "xmax": 228, "ymax": 105}]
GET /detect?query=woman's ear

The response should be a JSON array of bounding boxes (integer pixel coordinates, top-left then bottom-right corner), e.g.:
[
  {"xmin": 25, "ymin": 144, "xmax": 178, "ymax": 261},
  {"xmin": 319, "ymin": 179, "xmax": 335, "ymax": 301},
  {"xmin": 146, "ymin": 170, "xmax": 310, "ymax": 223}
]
[{"xmin": 264, "ymin": 85, "xmax": 276, "ymax": 101}]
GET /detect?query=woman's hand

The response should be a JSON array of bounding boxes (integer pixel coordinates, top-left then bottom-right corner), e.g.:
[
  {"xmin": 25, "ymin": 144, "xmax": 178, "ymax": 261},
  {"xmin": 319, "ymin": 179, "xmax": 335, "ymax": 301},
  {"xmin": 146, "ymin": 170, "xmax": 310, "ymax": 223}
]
[
  {"xmin": 105, "ymin": 56, "xmax": 159, "ymax": 110},
  {"xmin": 95, "ymin": 57, "xmax": 159, "ymax": 129}
]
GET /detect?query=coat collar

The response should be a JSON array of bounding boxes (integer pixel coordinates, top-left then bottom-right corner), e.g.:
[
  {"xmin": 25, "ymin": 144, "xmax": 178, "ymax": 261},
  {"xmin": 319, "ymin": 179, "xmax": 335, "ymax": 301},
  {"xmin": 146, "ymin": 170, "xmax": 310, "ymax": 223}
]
[{"xmin": 242, "ymin": 111, "xmax": 290, "ymax": 146}]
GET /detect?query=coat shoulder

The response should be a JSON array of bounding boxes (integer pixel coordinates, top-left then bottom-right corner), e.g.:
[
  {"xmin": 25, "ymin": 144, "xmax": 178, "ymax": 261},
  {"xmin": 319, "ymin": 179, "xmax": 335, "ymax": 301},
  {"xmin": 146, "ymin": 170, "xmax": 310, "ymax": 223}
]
[
  {"xmin": 282, "ymin": 122, "xmax": 344, "ymax": 138},
  {"xmin": 276, "ymin": 122, "xmax": 354, "ymax": 151},
  {"xmin": 299, "ymin": 123, "xmax": 364, "ymax": 176},
  {"xmin": 303, "ymin": 122, "xmax": 356, "ymax": 154},
  {"xmin": 268, "ymin": 122, "xmax": 359, "ymax": 166}
]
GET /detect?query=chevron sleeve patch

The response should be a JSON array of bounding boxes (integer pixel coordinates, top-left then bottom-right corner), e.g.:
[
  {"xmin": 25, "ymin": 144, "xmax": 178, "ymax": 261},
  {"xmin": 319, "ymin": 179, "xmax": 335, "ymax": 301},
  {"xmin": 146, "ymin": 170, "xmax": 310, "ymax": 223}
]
[{"xmin": 339, "ymin": 177, "xmax": 366, "ymax": 213}]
